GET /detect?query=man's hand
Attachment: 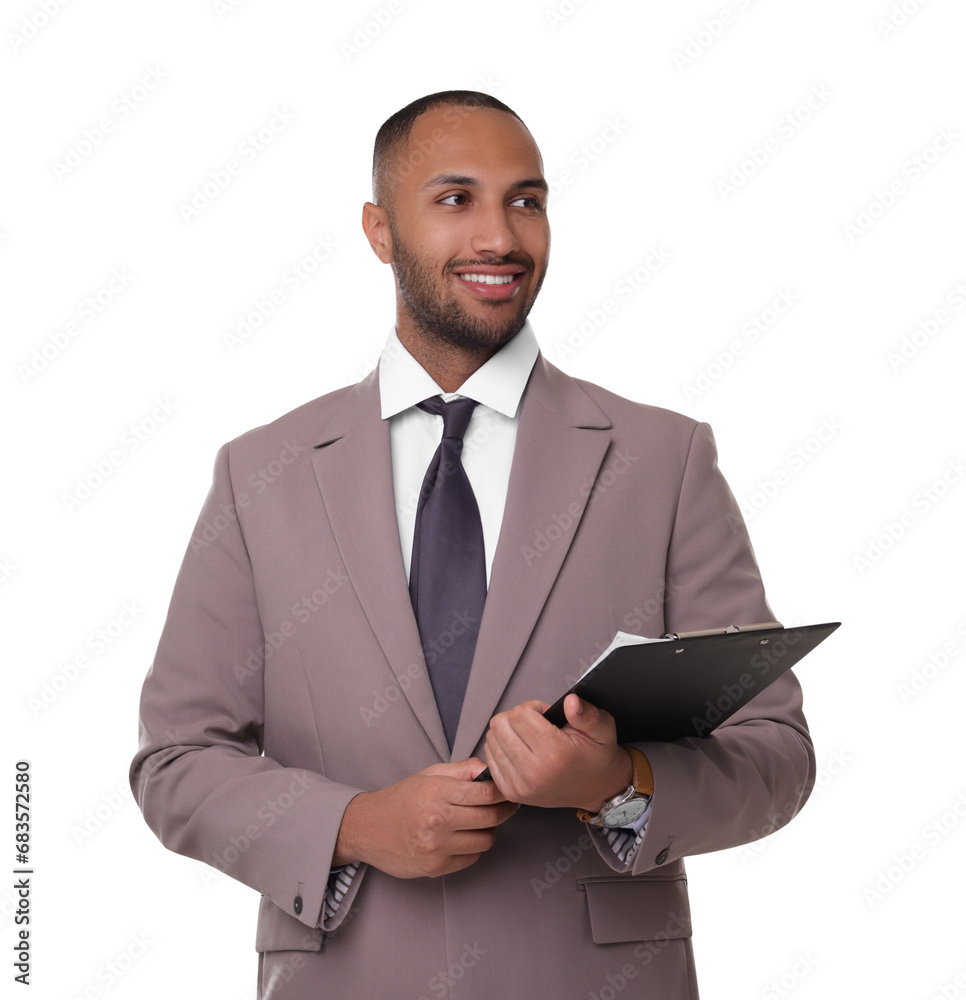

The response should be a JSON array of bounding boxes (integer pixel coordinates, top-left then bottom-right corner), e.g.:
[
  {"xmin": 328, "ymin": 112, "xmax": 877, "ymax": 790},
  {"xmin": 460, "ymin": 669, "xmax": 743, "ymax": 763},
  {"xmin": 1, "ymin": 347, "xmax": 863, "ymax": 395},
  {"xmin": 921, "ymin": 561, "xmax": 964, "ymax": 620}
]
[
  {"xmin": 484, "ymin": 695, "xmax": 633, "ymax": 813},
  {"xmin": 333, "ymin": 757, "xmax": 518, "ymax": 879}
]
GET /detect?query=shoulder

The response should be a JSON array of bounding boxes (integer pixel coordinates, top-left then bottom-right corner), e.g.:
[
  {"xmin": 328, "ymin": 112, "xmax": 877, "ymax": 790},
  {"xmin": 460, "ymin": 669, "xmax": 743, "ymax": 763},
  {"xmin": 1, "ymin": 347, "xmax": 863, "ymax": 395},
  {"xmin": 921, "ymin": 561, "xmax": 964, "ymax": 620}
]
[
  {"xmin": 224, "ymin": 370, "xmax": 379, "ymax": 466},
  {"xmin": 537, "ymin": 354, "xmax": 702, "ymax": 444}
]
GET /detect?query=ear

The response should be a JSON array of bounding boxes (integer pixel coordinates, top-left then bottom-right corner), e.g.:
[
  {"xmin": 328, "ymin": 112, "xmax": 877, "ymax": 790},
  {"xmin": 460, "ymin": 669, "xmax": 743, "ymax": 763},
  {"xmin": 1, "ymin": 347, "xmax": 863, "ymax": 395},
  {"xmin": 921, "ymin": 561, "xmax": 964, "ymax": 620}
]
[{"xmin": 361, "ymin": 202, "xmax": 394, "ymax": 264}]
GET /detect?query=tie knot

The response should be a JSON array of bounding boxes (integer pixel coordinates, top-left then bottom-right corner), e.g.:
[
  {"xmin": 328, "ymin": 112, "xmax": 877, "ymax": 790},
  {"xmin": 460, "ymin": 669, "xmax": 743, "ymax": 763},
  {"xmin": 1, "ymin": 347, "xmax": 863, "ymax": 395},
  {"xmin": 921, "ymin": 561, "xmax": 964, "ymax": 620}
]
[{"xmin": 416, "ymin": 396, "xmax": 479, "ymax": 442}]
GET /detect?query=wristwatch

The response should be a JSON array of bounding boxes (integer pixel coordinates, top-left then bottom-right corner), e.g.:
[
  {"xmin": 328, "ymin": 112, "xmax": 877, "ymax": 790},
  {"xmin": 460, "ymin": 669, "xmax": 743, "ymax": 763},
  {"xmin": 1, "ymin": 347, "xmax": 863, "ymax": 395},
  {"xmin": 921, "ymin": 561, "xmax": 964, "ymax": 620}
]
[{"xmin": 577, "ymin": 747, "xmax": 653, "ymax": 828}]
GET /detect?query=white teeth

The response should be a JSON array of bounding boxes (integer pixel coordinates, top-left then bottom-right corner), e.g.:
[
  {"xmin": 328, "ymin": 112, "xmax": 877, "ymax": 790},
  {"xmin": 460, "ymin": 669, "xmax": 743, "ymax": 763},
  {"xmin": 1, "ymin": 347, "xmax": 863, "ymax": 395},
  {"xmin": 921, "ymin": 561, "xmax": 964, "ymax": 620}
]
[{"xmin": 458, "ymin": 273, "xmax": 516, "ymax": 285}]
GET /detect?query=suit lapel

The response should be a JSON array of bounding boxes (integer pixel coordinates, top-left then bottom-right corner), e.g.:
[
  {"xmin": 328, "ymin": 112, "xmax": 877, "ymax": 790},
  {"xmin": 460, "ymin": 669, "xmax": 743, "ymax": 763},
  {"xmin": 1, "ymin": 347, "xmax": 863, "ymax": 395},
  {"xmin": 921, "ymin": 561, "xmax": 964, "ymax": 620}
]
[
  {"xmin": 452, "ymin": 356, "xmax": 613, "ymax": 760},
  {"xmin": 310, "ymin": 370, "xmax": 449, "ymax": 759}
]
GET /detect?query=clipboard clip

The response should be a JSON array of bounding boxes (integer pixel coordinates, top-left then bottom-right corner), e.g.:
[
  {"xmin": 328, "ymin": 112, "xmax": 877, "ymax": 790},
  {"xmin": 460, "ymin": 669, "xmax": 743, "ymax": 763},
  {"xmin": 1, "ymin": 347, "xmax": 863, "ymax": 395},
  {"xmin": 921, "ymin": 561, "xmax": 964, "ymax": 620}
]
[{"xmin": 662, "ymin": 620, "xmax": 783, "ymax": 640}]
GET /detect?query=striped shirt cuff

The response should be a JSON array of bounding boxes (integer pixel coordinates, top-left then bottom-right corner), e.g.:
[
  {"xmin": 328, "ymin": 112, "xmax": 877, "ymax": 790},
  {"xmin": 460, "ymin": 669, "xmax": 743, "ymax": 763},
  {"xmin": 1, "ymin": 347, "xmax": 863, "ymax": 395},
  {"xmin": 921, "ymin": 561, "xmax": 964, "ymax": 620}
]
[{"xmin": 324, "ymin": 861, "xmax": 361, "ymax": 922}]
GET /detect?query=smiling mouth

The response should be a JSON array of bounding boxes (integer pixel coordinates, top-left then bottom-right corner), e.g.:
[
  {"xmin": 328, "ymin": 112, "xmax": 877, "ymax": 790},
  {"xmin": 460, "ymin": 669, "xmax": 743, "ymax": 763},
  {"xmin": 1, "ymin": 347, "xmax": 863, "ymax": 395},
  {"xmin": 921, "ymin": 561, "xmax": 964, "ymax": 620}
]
[
  {"xmin": 454, "ymin": 270, "xmax": 525, "ymax": 300},
  {"xmin": 457, "ymin": 273, "xmax": 519, "ymax": 285},
  {"xmin": 452, "ymin": 264, "xmax": 528, "ymax": 301}
]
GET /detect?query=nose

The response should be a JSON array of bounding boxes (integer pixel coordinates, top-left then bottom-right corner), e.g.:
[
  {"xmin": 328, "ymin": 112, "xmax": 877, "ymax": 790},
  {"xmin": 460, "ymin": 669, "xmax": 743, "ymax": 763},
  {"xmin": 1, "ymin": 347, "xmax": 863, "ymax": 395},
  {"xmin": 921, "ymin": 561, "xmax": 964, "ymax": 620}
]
[{"xmin": 470, "ymin": 201, "xmax": 519, "ymax": 259}]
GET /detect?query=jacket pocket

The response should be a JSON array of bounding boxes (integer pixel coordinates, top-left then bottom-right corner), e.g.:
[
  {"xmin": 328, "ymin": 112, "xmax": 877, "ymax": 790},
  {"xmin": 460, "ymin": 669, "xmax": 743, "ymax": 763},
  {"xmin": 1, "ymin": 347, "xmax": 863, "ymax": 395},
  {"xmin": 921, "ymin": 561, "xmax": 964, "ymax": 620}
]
[
  {"xmin": 255, "ymin": 896, "xmax": 324, "ymax": 953},
  {"xmin": 577, "ymin": 875, "xmax": 692, "ymax": 945}
]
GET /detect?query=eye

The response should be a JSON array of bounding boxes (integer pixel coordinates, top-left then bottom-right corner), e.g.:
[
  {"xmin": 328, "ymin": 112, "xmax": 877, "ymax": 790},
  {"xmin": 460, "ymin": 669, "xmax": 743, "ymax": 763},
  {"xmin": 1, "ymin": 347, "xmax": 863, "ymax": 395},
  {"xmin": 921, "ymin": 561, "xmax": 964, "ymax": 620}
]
[
  {"xmin": 439, "ymin": 193, "xmax": 468, "ymax": 206},
  {"xmin": 512, "ymin": 195, "xmax": 544, "ymax": 210}
]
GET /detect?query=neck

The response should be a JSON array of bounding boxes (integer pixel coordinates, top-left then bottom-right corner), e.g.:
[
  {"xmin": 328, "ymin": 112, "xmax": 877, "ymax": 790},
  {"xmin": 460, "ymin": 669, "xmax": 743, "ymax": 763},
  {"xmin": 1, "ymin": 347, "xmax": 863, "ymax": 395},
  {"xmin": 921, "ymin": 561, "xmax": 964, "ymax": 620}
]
[{"xmin": 396, "ymin": 324, "xmax": 501, "ymax": 393}]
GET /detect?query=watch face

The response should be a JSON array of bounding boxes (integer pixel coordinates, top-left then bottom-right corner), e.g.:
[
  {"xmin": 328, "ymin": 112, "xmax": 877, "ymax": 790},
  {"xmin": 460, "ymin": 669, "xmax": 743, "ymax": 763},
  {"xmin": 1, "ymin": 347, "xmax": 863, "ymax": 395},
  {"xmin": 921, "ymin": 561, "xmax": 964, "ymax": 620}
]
[{"xmin": 602, "ymin": 797, "xmax": 648, "ymax": 828}]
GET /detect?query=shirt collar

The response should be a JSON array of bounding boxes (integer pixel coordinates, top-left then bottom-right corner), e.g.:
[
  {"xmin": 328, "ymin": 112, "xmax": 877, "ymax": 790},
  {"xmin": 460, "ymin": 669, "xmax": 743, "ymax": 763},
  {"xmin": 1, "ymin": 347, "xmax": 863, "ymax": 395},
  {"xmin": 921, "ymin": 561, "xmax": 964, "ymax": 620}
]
[{"xmin": 378, "ymin": 321, "xmax": 539, "ymax": 420}]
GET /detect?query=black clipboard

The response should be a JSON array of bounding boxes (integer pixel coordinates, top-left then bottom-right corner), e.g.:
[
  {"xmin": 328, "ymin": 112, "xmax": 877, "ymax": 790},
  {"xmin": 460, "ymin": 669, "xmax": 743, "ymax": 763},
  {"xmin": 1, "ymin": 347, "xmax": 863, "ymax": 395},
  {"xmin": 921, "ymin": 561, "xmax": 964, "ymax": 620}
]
[{"xmin": 474, "ymin": 621, "xmax": 839, "ymax": 781}]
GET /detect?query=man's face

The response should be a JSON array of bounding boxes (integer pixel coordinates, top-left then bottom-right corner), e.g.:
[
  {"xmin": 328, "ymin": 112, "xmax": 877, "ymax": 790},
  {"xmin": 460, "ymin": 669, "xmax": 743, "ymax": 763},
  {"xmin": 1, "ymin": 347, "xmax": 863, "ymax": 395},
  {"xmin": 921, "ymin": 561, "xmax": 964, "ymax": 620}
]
[{"xmin": 380, "ymin": 106, "xmax": 550, "ymax": 353}]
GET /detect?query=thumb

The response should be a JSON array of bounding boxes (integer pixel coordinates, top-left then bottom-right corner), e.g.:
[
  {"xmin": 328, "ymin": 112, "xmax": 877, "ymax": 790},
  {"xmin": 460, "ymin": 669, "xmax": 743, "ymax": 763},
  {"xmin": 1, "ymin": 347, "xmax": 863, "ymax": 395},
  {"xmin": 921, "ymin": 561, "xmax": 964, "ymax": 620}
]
[
  {"xmin": 421, "ymin": 758, "xmax": 481, "ymax": 781},
  {"xmin": 563, "ymin": 694, "xmax": 608, "ymax": 738},
  {"xmin": 441, "ymin": 756, "xmax": 491, "ymax": 781}
]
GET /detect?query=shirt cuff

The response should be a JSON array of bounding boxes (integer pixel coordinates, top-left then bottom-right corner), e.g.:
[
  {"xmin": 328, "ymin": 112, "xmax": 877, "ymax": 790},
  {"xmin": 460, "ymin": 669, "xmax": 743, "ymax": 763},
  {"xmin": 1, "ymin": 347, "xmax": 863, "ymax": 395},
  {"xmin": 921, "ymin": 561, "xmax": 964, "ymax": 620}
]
[{"xmin": 324, "ymin": 861, "xmax": 361, "ymax": 921}]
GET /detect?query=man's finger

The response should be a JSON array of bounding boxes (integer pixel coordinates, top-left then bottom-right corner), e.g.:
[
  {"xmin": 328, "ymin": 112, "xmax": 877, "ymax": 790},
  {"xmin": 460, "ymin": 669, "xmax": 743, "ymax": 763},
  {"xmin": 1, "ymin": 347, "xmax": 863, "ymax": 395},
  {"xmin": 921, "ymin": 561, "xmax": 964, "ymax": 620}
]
[{"xmin": 562, "ymin": 695, "xmax": 614, "ymax": 741}]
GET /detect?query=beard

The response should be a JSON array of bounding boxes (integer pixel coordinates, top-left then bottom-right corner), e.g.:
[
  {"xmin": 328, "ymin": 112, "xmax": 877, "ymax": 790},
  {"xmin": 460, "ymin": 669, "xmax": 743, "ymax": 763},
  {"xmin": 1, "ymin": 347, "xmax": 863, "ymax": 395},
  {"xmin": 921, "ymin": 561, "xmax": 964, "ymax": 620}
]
[{"xmin": 389, "ymin": 221, "xmax": 545, "ymax": 352}]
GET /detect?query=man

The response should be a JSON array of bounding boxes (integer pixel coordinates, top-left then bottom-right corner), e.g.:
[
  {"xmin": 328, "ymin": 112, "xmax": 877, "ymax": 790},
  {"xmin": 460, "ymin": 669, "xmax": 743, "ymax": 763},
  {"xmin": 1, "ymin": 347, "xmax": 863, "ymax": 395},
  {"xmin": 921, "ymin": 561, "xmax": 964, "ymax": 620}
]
[{"xmin": 131, "ymin": 91, "xmax": 814, "ymax": 999}]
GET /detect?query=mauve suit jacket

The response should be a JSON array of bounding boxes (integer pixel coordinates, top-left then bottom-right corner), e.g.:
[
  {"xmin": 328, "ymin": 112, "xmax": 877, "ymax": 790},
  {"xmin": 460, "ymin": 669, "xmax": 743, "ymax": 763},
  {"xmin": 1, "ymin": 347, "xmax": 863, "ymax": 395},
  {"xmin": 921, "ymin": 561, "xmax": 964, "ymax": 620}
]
[{"xmin": 130, "ymin": 352, "xmax": 815, "ymax": 999}]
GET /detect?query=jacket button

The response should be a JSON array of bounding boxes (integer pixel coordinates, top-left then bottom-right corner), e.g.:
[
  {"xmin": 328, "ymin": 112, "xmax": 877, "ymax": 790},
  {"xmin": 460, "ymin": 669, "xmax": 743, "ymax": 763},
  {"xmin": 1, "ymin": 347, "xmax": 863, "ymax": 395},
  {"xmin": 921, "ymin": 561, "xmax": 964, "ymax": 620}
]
[
  {"xmin": 293, "ymin": 895, "xmax": 303, "ymax": 915},
  {"xmin": 655, "ymin": 849, "xmax": 669, "ymax": 865}
]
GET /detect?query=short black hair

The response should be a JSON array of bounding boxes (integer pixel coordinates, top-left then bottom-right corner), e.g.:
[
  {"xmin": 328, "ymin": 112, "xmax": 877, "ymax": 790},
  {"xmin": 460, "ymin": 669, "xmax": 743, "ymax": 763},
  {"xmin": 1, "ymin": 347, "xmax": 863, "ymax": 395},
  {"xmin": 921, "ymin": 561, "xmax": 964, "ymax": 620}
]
[{"xmin": 371, "ymin": 90, "xmax": 529, "ymax": 208}]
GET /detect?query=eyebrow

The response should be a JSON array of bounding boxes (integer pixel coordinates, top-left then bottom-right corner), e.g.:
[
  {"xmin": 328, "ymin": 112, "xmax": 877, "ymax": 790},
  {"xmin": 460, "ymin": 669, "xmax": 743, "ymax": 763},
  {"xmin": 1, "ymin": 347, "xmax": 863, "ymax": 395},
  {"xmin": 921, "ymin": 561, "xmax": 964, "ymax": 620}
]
[{"xmin": 420, "ymin": 173, "xmax": 549, "ymax": 193}]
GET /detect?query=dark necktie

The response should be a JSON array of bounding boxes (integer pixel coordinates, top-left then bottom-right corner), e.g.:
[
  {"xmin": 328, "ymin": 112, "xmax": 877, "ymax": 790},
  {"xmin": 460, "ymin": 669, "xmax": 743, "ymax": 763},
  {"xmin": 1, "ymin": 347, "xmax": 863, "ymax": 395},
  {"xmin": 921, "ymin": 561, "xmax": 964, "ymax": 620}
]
[{"xmin": 409, "ymin": 396, "xmax": 487, "ymax": 749}]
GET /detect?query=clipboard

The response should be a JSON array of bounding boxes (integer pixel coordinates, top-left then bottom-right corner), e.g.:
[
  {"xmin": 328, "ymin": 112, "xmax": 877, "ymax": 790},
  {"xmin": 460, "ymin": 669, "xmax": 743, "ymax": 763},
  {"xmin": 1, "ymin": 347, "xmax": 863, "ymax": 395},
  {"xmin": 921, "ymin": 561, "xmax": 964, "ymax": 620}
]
[{"xmin": 474, "ymin": 620, "xmax": 839, "ymax": 781}]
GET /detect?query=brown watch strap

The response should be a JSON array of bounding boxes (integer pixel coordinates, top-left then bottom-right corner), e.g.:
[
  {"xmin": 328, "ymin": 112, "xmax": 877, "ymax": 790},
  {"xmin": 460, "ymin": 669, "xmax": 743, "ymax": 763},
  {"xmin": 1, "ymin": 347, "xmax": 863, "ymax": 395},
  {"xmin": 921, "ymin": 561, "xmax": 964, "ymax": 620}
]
[{"xmin": 626, "ymin": 746, "xmax": 654, "ymax": 796}]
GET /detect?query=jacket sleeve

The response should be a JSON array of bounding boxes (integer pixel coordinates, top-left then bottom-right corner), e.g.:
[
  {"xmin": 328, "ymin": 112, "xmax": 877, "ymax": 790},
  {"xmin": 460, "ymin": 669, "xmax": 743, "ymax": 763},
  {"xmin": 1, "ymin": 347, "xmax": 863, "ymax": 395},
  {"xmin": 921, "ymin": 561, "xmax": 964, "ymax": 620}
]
[
  {"xmin": 589, "ymin": 420, "xmax": 816, "ymax": 873},
  {"xmin": 129, "ymin": 442, "xmax": 365, "ymax": 931}
]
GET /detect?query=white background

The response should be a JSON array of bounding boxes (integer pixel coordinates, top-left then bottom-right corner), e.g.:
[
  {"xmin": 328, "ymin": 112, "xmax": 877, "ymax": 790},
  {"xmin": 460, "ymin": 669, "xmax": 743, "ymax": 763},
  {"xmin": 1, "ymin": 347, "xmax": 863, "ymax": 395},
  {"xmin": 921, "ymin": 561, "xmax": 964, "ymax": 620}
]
[{"xmin": 3, "ymin": 1, "xmax": 965, "ymax": 998}]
